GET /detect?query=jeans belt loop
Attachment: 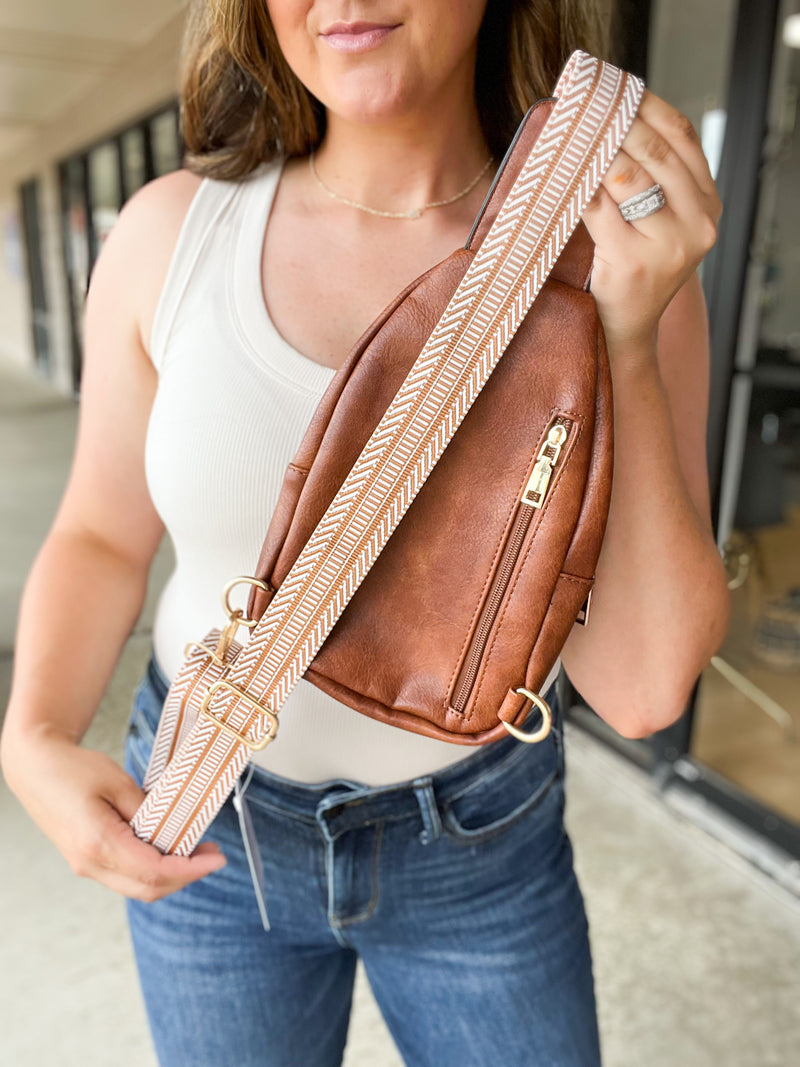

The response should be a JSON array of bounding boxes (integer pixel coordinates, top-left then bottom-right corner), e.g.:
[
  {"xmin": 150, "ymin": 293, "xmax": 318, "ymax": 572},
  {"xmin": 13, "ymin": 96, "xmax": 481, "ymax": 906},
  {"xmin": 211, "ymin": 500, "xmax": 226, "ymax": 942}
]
[
  {"xmin": 412, "ymin": 777, "xmax": 443, "ymax": 845},
  {"xmin": 232, "ymin": 766, "xmax": 271, "ymax": 933}
]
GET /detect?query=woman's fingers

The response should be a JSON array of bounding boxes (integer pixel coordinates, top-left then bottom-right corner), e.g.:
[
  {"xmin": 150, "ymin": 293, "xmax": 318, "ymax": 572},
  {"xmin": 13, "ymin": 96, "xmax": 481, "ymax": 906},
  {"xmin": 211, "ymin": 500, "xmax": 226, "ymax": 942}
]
[
  {"xmin": 580, "ymin": 88, "xmax": 721, "ymax": 353},
  {"xmin": 599, "ymin": 121, "xmax": 718, "ymax": 253},
  {"xmin": 622, "ymin": 122, "xmax": 710, "ymax": 214},
  {"xmin": 582, "ymin": 182, "xmax": 646, "ymax": 249},
  {"xmin": 6, "ymin": 732, "xmax": 228, "ymax": 904},
  {"xmin": 76, "ymin": 790, "xmax": 227, "ymax": 902},
  {"xmin": 637, "ymin": 90, "xmax": 719, "ymax": 203},
  {"xmin": 599, "ymin": 147, "xmax": 674, "ymax": 236},
  {"xmin": 618, "ymin": 104, "xmax": 722, "ymax": 233}
]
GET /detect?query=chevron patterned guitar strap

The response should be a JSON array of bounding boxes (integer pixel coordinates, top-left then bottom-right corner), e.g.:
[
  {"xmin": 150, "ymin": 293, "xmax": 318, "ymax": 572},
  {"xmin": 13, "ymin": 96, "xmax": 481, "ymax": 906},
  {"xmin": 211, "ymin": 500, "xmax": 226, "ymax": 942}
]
[{"xmin": 130, "ymin": 51, "xmax": 645, "ymax": 860}]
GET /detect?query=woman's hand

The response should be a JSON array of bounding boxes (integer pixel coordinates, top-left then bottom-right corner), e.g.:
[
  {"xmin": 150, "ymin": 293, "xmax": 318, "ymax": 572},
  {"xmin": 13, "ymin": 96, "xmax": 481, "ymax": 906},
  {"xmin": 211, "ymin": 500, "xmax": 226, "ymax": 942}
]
[
  {"xmin": 581, "ymin": 88, "xmax": 723, "ymax": 359},
  {"xmin": 3, "ymin": 731, "xmax": 227, "ymax": 901}
]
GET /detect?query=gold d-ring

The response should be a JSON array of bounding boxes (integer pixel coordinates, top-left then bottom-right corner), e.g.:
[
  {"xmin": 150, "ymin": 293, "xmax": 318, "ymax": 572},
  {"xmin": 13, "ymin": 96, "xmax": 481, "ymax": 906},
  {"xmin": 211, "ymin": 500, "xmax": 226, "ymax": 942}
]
[
  {"xmin": 221, "ymin": 576, "xmax": 270, "ymax": 629},
  {"xmin": 501, "ymin": 688, "xmax": 552, "ymax": 743}
]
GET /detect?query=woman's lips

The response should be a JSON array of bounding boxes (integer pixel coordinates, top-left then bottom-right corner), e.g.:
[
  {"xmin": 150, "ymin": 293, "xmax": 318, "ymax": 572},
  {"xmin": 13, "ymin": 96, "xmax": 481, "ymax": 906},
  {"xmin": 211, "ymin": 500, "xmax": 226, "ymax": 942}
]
[{"xmin": 320, "ymin": 22, "xmax": 399, "ymax": 54}]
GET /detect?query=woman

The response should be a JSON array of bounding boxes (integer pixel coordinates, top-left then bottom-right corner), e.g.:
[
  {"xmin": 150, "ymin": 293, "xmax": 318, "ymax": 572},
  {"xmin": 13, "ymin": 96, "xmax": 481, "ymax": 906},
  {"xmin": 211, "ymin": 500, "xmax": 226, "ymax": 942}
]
[{"xmin": 1, "ymin": 1, "xmax": 730, "ymax": 1064}]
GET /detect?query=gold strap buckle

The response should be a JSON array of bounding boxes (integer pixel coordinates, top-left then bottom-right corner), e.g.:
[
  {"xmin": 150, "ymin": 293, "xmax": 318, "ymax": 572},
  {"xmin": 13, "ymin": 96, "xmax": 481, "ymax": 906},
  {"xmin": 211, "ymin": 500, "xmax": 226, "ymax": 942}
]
[
  {"xmin": 501, "ymin": 688, "xmax": 552, "ymax": 744},
  {"xmin": 198, "ymin": 679, "xmax": 279, "ymax": 751}
]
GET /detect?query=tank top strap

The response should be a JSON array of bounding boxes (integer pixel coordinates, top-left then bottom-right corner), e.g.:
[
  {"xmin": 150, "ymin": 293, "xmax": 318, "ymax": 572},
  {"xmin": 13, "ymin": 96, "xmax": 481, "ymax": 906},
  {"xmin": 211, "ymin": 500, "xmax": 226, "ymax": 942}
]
[{"xmin": 149, "ymin": 173, "xmax": 244, "ymax": 373}]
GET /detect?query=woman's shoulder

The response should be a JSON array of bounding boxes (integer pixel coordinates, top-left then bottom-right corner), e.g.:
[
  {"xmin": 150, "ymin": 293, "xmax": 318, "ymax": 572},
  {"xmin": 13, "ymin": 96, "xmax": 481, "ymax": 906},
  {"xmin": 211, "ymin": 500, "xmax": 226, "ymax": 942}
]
[
  {"xmin": 113, "ymin": 158, "xmax": 280, "ymax": 253},
  {"xmin": 91, "ymin": 161, "xmax": 281, "ymax": 361},
  {"xmin": 124, "ymin": 167, "xmax": 204, "ymax": 228},
  {"xmin": 87, "ymin": 169, "xmax": 204, "ymax": 355},
  {"xmin": 103, "ymin": 169, "xmax": 203, "ymax": 361}
]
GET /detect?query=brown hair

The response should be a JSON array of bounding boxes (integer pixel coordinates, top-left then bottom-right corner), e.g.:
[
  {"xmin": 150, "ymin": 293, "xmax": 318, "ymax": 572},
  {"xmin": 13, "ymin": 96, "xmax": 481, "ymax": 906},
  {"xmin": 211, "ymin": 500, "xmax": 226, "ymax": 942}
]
[{"xmin": 180, "ymin": 1, "xmax": 608, "ymax": 181}]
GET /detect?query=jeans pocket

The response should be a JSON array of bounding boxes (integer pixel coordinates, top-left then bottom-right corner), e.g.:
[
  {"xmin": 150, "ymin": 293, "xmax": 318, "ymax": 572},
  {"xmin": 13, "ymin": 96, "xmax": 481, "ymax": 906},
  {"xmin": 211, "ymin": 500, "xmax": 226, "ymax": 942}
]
[{"xmin": 441, "ymin": 728, "xmax": 564, "ymax": 845}]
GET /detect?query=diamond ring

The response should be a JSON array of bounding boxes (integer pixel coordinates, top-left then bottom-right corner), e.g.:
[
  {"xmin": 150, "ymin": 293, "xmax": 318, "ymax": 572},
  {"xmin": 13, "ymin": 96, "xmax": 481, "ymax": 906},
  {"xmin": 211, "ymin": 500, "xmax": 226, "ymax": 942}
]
[{"xmin": 618, "ymin": 183, "xmax": 667, "ymax": 222}]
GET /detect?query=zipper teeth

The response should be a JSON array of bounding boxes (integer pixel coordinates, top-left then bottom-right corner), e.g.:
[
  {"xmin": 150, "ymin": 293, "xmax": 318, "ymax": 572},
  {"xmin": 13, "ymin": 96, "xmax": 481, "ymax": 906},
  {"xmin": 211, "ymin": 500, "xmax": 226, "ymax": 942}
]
[
  {"xmin": 451, "ymin": 416, "xmax": 572, "ymax": 715},
  {"xmin": 451, "ymin": 506, "xmax": 533, "ymax": 713}
]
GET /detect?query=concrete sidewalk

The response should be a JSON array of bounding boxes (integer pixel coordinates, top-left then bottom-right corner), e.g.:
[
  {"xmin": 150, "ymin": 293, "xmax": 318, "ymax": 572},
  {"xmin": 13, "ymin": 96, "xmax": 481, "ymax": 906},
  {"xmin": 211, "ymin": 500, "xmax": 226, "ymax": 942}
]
[{"xmin": 1, "ymin": 361, "xmax": 799, "ymax": 1066}]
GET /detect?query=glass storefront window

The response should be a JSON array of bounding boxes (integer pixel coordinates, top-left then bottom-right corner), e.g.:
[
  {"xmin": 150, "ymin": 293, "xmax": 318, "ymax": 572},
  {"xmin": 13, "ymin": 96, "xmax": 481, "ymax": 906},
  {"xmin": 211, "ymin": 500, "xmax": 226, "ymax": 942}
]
[
  {"xmin": 559, "ymin": 0, "xmax": 799, "ymax": 859},
  {"xmin": 19, "ymin": 179, "xmax": 50, "ymax": 374},
  {"xmin": 56, "ymin": 100, "xmax": 182, "ymax": 390},
  {"xmin": 150, "ymin": 108, "xmax": 181, "ymax": 177},
  {"xmin": 87, "ymin": 140, "xmax": 121, "ymax": 257},
  {"xmin": 693, "ymin": 12, "xmax": 800, "ymax": 827},
  {"xmin": 121, "ymin": 127, "xmax": 147, "ymax": 200},
  {"xmin": 60, "ymin": 157, "xmax": 90, "ymax": 351},
  {"xmin": 648, "ymin": 0, "xmax": 738, "ymax": 279},
  {"xmin": 649, "ymin": 0, "xmax": 738, "ymax": 125}
]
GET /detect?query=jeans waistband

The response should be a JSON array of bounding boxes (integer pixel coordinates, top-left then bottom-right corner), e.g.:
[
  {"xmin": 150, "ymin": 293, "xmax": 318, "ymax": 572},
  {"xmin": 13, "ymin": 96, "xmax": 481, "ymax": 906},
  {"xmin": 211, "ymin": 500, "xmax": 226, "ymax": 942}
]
[{"xmin": 145, "ymin": 650, "xmax": 561, "ymax": 811}]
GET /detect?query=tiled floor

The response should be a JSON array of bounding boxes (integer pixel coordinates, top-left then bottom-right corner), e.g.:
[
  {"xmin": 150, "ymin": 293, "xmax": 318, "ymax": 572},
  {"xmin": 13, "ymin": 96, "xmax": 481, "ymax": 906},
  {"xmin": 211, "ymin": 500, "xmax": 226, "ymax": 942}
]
[{"xmin": 2, "ymin": 361, "xmax": 799, "ymax": 1066}]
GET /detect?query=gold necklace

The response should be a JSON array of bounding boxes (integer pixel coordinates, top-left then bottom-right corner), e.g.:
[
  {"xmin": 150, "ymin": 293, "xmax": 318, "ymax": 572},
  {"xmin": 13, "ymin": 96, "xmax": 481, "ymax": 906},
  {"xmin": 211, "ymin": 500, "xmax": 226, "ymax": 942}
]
[{"xmin": 308, "ymin": 152, "xmax": 494, "ymax": 220}]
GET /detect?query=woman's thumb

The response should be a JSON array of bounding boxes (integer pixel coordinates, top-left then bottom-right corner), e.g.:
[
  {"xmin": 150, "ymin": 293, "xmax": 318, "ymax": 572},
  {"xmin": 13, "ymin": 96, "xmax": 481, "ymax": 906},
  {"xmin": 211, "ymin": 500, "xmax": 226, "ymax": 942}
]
[{"xmin": 106, "ymin": 767, "xmax": 148, "ymax": 821}]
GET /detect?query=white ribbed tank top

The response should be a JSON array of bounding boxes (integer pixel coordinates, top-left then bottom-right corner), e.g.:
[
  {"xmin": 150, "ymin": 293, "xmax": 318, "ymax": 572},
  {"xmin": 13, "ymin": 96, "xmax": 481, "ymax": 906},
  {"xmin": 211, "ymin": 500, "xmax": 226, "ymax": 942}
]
[{"xmin": 145, "ymin": 159, "xmax": 560, "ymax": 785}]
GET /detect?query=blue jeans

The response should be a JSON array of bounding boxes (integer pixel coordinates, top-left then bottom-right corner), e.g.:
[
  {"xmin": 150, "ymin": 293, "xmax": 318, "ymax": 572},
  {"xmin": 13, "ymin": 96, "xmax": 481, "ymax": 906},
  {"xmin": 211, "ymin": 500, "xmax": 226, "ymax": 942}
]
[{"xmin": 123, "ymin": 650, "xmax": 601, "ymax": 1066}]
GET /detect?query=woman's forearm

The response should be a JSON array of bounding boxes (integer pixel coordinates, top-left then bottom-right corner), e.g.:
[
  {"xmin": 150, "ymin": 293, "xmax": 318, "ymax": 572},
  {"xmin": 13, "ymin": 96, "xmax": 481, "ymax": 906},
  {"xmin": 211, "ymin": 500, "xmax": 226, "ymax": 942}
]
[
  {"xmin": 561, "ymin": 347, "xmax": 731, "ymax": 736},
  {"xmin": 1, "ymin": 530, "xmax": 149, "ymax": 770}
]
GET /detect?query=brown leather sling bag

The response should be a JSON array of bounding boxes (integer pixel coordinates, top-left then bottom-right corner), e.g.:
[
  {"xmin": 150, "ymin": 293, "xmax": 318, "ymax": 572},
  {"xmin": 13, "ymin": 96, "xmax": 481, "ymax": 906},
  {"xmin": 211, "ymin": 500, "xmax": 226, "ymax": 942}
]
[
  {"xmin": 241, "ymin": 108, "xmax": 611, "ymax": 744},
  {"xmin": 132, "ymin": 52, "xmax": 645, "ymax": 859}
]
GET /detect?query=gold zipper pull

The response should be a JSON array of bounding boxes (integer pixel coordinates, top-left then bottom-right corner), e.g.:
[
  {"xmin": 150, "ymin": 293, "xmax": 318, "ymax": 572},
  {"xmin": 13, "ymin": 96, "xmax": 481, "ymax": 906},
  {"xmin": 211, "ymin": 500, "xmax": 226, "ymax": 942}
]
[{"xmin": 521, "ymin": 421, "xmax": 569, "ymax": 508}]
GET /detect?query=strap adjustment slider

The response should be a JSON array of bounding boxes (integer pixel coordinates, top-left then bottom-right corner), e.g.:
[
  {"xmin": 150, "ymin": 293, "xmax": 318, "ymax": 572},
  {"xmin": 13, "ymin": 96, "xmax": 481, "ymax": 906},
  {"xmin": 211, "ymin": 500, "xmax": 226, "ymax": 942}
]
[{"xmin": 198, "ymin": 679, "xmax": 279, "ymax": 751}]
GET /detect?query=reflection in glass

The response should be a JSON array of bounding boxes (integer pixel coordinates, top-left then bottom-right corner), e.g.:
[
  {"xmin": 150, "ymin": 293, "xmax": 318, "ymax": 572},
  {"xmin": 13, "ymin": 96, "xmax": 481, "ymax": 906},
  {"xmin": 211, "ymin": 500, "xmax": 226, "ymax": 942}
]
[
  {"xmin": 648, "ymin": 0, "xmax": 737, "ymax": 128},
  {"xmin": 20, "ymin": 179, "xmax": 50, "ymax": 373},
  {"xmin": 61, "ymin": 158, "xmax": 89, "ymax": 347},
  {"xmin": 694, "ymin": 38, "xmax": 800, "ymax": 826},
  {"xmin": 88, "ymin": 140, "xmax": 121, "ymax": 257},
  {"xmin": 150, "ymin": 109, "xmax": 181, "ymax": 177},
  {"xmin": 648, "ymin": 0, "xmax": 737, "ymax": 282},
  {"xmin": 121, "ymin": 127, "xmax": 147, "ymax": 200}
]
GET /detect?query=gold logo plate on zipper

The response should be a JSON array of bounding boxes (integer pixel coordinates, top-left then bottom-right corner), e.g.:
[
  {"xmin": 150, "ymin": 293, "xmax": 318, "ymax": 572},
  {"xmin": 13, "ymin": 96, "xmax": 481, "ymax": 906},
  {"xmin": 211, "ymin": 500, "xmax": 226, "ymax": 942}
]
[{"xmin": 521, "ymin": 422, "xmax": 569, "ymax": 508}]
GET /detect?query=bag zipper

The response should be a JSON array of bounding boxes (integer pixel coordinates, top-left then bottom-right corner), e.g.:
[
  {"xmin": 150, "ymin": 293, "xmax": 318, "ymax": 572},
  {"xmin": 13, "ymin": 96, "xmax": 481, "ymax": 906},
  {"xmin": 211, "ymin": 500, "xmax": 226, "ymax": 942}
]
[{"xmin": 451, "ymin": 415, "xmax": 574, "ymax": 714}]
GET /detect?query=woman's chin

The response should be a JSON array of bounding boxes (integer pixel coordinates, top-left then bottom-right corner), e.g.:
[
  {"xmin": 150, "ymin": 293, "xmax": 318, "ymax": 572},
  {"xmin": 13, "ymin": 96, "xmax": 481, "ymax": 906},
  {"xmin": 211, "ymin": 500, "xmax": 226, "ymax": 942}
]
[
  {"xmin": 315, "ymin": 71, "xmax": 423, "ymax": 128},
  {"xmin": 323, "ymin": 94, "xmax": 420, "ymax": 129}
]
